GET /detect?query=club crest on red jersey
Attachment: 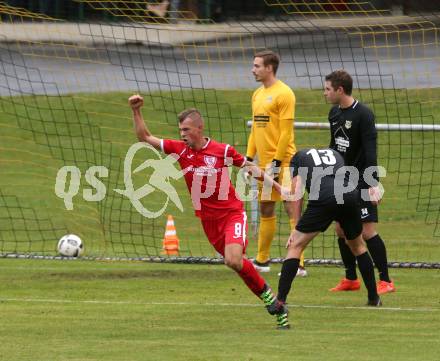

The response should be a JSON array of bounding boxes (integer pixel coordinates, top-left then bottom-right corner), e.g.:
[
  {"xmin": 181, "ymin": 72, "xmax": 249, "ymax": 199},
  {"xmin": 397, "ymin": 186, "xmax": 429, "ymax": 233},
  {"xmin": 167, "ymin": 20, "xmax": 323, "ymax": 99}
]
[{"xmin": 204, "ymin": 155, "xmax": 217, "ymax": 168}]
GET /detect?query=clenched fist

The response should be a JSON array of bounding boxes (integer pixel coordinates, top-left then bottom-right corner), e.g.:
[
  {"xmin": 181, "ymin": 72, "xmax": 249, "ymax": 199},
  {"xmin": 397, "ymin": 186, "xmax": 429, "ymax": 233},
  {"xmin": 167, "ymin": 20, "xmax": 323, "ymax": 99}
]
[{"xmin": 128, "ymin": 94, "xmax": 144, "ymax": 110}]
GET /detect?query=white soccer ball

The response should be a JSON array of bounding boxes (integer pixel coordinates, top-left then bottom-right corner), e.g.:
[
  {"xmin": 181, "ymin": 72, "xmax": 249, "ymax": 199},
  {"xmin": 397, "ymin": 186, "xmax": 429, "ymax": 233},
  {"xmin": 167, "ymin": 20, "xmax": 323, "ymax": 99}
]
[{"xmin": 57, "ymin": 234, "xmax": 84, "ymax": 257}]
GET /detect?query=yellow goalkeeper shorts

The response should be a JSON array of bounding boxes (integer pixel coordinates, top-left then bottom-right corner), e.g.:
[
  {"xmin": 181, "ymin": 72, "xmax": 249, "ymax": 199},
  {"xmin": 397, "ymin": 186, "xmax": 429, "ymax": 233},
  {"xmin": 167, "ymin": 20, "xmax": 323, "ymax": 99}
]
[{"xmin": 258, "ymin": 164, "xmax": 292, "ymax": 202}]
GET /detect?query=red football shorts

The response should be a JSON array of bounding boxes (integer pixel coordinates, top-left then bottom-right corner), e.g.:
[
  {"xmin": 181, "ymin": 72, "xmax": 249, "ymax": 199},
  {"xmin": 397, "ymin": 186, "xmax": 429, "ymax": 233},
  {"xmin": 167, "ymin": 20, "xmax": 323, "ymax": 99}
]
[{"xmin": 201, "ymin": 211, "xmax": 248, "ymax": 257}]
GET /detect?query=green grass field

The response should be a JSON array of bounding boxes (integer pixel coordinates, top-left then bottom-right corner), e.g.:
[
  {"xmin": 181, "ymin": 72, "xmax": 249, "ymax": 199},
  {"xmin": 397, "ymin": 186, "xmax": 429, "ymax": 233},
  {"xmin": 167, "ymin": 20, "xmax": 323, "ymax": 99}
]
[
  {"xmin": 1, "ymin": 88, "xmax": 439, "ymax": 262},
  {"xmin": 0, "ymin": 89, "xmax": 439, "ymax": 361},
  {"xmin": 0, "ymin": 259, "xmax": 439, "ymax": 361}
]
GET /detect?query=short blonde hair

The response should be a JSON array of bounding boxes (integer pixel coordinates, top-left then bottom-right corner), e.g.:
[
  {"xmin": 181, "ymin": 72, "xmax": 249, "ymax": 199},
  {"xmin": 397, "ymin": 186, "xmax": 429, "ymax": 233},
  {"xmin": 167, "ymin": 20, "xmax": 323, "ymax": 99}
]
[
  {"xmin": 177, "ymin": 108, "xmax": 203, "ymax": 124},
  {"xmin": 254, "ymin": 50, "xmax": 280, "ymax": 75}
]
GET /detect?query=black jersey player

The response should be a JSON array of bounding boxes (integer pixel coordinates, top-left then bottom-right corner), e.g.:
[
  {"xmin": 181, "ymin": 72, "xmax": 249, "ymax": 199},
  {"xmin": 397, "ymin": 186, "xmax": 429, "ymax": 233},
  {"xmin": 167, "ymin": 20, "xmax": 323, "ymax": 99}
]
[
  {"xmin": 324, "ymin": 70, "xmax": 395, "ymax": 295},
  {"xmin": 271, "ymin": 148, "xmax": 381, "ymax": 326}
]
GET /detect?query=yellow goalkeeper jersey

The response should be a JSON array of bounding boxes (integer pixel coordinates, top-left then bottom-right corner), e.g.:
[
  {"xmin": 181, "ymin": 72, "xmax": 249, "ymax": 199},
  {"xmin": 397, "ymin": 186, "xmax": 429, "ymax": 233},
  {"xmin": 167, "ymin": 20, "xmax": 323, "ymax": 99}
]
[{"xmin": 246, "ymin": 80, "xmax": 296, "ymax": 166}]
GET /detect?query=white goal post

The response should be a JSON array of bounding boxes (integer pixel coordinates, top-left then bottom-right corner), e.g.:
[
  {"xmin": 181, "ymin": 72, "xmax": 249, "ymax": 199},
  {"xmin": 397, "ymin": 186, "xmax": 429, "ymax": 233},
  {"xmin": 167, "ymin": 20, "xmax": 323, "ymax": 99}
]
[{"xmin": 246, "ymin": 121, "xmax": 440, "ymax": 131}]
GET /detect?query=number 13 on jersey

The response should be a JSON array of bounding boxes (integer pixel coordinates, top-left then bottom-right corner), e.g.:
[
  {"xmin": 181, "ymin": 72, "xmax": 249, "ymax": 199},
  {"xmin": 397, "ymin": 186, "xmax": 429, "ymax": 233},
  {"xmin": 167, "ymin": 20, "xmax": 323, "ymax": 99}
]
[{"xmin": 307, "ymin": 149, "xmax": 337, "ymax": 166}]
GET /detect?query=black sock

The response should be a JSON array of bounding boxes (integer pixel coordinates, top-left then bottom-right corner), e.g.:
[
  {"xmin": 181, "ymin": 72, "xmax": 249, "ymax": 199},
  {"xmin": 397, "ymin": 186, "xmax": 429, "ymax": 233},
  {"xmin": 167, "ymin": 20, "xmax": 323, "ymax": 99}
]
[
  {"xmin": 356, "ymin": 252, "xmax": 378, "ymax": 301},
  {"xmin": 277, "ymin": 258, "xmax": 300, "ymax": 303},
  {"xmin": 366, "ymin": 234, "xmax": 390, "ymax": 282},
  {"xmin": 338, "ymin": 237, "xmax": 357, "ymax": 280}
]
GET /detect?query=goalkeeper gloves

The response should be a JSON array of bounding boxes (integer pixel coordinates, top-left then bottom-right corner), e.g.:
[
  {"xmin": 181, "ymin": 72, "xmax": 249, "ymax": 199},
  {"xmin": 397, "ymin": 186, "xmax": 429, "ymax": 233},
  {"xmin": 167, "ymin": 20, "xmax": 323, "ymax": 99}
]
[
  {"xmin": 270, "ymin": 159, "xmax": 282, "ymax": 183},
  {"xmin": 244, "ymin": 157, "xmax": 282, "ymax": 183}
]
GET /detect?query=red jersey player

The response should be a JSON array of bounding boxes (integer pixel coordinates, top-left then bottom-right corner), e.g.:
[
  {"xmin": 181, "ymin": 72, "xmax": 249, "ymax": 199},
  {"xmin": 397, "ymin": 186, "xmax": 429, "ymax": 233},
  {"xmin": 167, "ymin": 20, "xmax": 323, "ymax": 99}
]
[{"xmin": 129, "ymin": 94, "xmax": 289, "ymax": 329}]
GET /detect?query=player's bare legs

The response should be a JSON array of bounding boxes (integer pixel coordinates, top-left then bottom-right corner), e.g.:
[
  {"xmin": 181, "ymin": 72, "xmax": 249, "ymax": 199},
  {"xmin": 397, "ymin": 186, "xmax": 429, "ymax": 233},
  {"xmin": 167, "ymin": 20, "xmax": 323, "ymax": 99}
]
[
  {"xmin": 224, "ymin": 244, "xmax": 269, "ymax": 297},
  {"xmin": 275, "ymin": 230, "xmax": 316, "ymax": 328},
  {"xmin": 285, "ymin": 230, "xmax": 318, "ymax": 260},
  {"xmin": 362, "ymin": 222, "xmax": 377, "ymax": 240},
  {"xmin": 224, "ymin": 243, "xmax": 245, "ymax": 272},
  {"xmin": 283, "ymin": 200, "xmax": 306, "ymax": 276},
  {"xmin": 278, "ymin": 229, "xmax": 380, "ymax": 328},
  {"xmin": 224, "ymin": 243, "xmax": 287, "ymax": 327},
  {"xmin": 344, "ymin": 234, "xmax": 367, "ymax": 256},
  {"xmin": 277, "ymin": 230, "xmax": 317, "ymax": 303},
  {"xmin": 224, "ymin": 243, "xmax": 271, "ymax": 298}
]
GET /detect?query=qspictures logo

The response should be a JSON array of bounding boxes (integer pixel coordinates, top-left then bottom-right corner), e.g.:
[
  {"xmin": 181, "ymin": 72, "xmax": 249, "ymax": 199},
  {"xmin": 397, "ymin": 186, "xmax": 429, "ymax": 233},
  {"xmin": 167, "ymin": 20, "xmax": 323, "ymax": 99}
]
[
  {"xmin": 54, "ymin": 143, "xmax": 385, "ymax": 218},
  {"xmin": 55, "ymin": 143, "xmax": 185, "ymax": 218}
]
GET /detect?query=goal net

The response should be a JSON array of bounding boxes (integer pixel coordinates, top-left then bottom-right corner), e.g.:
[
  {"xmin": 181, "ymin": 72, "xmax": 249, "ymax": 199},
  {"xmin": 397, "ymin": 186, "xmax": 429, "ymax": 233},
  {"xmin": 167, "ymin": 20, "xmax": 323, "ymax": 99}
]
[{"xmin": 0, "ymin": 1, "xmax": 439, "ymax": 267}]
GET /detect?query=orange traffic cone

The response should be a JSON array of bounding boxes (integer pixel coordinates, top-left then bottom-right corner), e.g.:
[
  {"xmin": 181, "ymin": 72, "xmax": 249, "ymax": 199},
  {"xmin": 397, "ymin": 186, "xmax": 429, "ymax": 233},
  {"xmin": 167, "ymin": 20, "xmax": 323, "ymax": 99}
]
[{"xmin": 162, "ymin": 215, "xmax": 179, "ymax": 256}]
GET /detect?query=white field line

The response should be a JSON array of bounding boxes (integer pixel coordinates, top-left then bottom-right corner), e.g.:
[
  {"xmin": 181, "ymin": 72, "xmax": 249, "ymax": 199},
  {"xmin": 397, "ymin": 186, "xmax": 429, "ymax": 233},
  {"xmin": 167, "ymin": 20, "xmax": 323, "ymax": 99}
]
[{"xmin": 0, "ymin": 297, "xmax": 438, "ymax": 313}]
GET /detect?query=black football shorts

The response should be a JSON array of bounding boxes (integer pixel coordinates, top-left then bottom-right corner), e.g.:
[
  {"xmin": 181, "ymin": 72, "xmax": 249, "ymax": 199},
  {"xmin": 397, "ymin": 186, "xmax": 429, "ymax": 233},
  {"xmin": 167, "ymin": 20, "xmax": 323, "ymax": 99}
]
[
  {"xmin": 296, "ymin": 189, "xmax": 362, "ymax": 240},
  {"xmin": 358, "ymin": 188, "xmax": 379, "ymax": 223}
]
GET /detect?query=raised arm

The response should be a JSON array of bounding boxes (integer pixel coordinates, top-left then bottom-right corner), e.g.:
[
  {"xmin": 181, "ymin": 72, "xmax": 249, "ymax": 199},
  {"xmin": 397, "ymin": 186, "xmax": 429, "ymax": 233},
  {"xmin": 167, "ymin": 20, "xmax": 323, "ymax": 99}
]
[{"xmin": 128, "ymin": 94, "xmax": 161, "ymax": 149}]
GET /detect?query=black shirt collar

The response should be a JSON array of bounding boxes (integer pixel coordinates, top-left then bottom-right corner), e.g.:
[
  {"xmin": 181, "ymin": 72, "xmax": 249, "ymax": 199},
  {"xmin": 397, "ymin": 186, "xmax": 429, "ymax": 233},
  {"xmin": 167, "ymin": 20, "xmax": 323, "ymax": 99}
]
[{"xmin": 339, "ymin": 99, "xmax": 358, "ymax": 110}]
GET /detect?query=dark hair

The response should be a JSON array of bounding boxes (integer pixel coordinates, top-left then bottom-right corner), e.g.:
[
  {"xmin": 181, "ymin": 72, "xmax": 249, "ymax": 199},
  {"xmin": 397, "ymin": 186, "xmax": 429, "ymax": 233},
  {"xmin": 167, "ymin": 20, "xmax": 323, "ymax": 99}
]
[
  {"xmin": 325, "ymin": 70, "xmax": 353, "ymax": 95},
  {"xmin": 254, "ymin": 50, "xmax": 280, "ymax": 75},
  {"xmin": 177, "ymin": 108, "xmax": 203, "ymax": 124}
]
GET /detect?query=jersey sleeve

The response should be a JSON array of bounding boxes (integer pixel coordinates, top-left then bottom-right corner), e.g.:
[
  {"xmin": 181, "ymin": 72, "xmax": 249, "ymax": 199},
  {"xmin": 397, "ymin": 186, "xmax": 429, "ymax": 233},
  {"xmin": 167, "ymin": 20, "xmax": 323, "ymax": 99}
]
[
  {"xmin": 289, "ymin": 152, "xmax": 300, "ymax": 178},
  {"xmin": 226, "ymin": 145, "xmax": 246, "ymax": 167},
  {"xmin": 246, "ymin": 124, "xmax": 257, "ymax": 159},
  {"xmin": 328, "ymin": 107, "xmax": 338, "ymax": 149},
  {"xmin": 360, "ymin": 108, "xmax": 377, "ymax": 166},
  {"xmin": 360, "ymin": 108, "xmax": 378, "ymax": 183},
  {"xmin": 329, "ymin": 130, "xmax": 335, "ymax": 149},
  {"xmin": 161, "ymin": 139, "xmax": 186, "ymax": 155},
  {"xmin": 246, "ymin": 92, "xmax": 257, "ymax": 159},
  {"xmin": 274, "ymin": 90, "xmax": 295, "ymax": 161}
]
